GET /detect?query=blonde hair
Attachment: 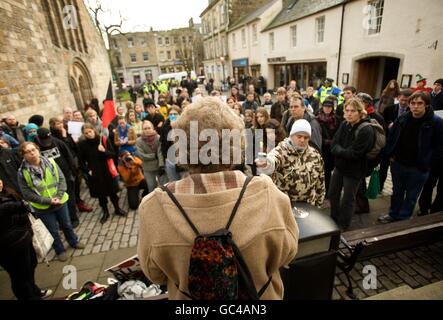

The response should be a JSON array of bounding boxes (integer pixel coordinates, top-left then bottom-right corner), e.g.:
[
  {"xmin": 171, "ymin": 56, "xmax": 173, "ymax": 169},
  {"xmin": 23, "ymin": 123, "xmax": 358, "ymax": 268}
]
[
  {"xmin": 344, "ymin": 98, "xmax": 367, "ymax": 117},
  {"xmin": 85, "ymin": 108, "xmax": 97, "ymax": 117},
  {"xmin": 173, "ymin": 97, "xmax": 245, "ymax": 173}
]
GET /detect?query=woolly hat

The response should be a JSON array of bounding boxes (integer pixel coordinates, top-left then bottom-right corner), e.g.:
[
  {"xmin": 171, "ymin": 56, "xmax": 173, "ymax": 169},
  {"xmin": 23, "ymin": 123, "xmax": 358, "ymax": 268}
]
[
  {"xmin": 28, "ymin": 114, "xmax": 44, "ymax": 127},
  {"xmin": 290, "ymin": 119, "xmax": 311, "ymax": 137},
  {"xmin": 434, "ymin": 79, "xmax": 443, "ymax": 86}
]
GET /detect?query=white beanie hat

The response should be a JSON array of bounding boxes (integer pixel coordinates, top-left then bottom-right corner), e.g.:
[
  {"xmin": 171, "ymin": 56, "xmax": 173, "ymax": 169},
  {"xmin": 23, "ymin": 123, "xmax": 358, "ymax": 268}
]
[{"xmin": 290, "ymin": 119, "xmax": 311, "ymax": 137}]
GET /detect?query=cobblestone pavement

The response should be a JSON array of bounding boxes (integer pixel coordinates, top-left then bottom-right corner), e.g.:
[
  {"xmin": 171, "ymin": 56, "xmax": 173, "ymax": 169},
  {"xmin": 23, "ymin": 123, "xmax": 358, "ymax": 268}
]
[
  {"xmin": 44, "ymin": 182, "xmax": 140, "ymax": 262},
  {"xmin": 2, "ymin": 170, "xmax": 443, "ymax": 300},
  {"xmin": 333, "ymin": 241, "xmax": 443, "ymax": 300}
]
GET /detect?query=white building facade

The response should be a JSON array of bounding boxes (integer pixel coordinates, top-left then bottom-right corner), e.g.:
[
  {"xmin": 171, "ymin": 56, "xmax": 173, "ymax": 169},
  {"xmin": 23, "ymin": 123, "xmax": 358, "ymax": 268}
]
[
  {"xmin": 227, "ymin": 0, "xmax": 282, "ymax": 84},
  {"xmin": 260, "ymin": 0, "xmax": 443, "ymax": 99}
]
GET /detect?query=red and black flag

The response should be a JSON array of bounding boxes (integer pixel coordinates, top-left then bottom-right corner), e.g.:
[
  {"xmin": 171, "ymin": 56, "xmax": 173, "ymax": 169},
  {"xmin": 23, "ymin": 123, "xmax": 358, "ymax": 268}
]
[{"xmin": 102, "ymin": 80, "xmax": 116, "ymax": 129}]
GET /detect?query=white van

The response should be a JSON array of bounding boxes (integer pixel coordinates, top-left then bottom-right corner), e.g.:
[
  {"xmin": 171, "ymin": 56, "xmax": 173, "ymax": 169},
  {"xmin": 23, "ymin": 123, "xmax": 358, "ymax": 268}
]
[{"xmin": 158, "ymin": 71, "xmax": 197, "ymax": 82}]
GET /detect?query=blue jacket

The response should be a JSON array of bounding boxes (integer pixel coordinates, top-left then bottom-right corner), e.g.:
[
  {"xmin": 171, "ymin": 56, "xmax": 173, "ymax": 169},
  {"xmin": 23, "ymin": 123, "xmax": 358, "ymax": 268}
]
[{"xmin": 386, "ymin": 109, "xmax": 443, "ymax": 170}]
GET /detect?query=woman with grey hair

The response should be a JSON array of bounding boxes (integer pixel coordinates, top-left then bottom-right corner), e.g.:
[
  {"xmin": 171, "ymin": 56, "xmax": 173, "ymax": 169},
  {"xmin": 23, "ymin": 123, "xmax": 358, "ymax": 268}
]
[{"xmin": 138, "ymin": 97, "xmax": 299, "ymax": 300}]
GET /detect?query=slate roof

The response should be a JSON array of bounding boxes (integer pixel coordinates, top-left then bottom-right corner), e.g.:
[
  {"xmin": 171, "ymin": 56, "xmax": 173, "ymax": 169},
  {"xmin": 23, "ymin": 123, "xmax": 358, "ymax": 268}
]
[
  {"xmin": 263, "ymin": 0, "xmax": 347, "ymax": 32},
  {"xmin": 228, "ymin": 0, "xmax": 280, "ymax": 32}
]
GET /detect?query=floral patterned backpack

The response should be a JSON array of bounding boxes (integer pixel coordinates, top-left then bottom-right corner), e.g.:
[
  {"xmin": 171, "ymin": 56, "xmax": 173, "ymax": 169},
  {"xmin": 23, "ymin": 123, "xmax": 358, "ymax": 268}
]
[{"xmin": 161, "ymin": 176, "xmax": 272, "ymax": 300}]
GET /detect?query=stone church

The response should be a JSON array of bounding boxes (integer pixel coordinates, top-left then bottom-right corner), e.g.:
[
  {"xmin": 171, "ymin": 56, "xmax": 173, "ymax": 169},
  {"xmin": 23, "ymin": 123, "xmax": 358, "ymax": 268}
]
[{"xmin": 0, "ymin": 0, "xmax": 112, "ymax": 124}]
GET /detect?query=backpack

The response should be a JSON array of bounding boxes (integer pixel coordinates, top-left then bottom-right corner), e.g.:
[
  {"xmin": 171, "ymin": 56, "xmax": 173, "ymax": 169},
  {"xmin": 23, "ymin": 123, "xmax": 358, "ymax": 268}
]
[
  {"xmin": 355, "ymin": 119, "xmax": 386, "ymax": 160},
  {"xmin": 160, "ymin": 176, "xmax": 272, "ymax": 300}
]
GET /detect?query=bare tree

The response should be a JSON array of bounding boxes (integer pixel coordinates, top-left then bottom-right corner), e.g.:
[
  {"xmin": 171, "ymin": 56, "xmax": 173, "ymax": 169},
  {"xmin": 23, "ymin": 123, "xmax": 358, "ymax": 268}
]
[{"xmin": 86, "ymin": 0, "xmax": 126, "ymax": 89}]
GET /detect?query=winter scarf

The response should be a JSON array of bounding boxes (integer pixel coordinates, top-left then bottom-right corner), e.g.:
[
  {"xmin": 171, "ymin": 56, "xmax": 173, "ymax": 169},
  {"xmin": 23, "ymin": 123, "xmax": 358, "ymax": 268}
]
[
  {"xmin": 22, "ymin": 156, "xmax": 56, "ymax": 188},
  {"xmin": 317, "ymin": 111, "xmax": 337, "ymax": 134},
  {"xmin": 366, "ymin": 106, "xmax": 376, "ymax": 115},
  {"xmin": 142, "ymin": 134, "xmax": 158, "ymax": 148}
]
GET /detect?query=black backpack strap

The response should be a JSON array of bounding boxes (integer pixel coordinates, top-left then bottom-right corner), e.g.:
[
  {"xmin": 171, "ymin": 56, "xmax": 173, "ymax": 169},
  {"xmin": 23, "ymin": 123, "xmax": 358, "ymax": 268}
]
[
  {"xmin": 258, "ymin": 276, "xmax": 273, "ymax": 298},
  {"xmin": 225, "ymin": 176, "xmax": 254, "ymax": 230},
  {"xmin": 160, "ymin": 185, "xmax": 200, "ymax": 236}
]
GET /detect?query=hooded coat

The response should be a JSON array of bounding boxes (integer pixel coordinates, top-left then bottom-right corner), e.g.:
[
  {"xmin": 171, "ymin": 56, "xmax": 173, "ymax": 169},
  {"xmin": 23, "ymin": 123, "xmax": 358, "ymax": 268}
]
[{"xmin": 77, "ymin": 136, "xmax": 119, "ymax": 198}]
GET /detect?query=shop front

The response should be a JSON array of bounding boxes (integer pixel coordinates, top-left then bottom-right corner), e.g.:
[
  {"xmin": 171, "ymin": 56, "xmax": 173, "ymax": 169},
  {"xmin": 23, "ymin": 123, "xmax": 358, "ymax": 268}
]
[
  {"xmin": 232, "ymin": 58, "xmax": 249, "ymax": 84},
  {"xmin": 270, "ymin": 59, "xmax": 327, "ymax": 91}
]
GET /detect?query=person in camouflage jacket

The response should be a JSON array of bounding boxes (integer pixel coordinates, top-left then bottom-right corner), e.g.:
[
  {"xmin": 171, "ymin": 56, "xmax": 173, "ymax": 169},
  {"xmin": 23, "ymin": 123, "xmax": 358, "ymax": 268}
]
[{"xmin": 257, "ymin": 119, "xmax": 326, "ymax": 207}]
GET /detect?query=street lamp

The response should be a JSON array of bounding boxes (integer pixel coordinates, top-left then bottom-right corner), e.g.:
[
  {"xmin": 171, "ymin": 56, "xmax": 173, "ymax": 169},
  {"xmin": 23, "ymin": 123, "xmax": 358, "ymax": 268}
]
[{"xmin": 220, "ymin": 56, "xmax": 226, "ymax": 91}]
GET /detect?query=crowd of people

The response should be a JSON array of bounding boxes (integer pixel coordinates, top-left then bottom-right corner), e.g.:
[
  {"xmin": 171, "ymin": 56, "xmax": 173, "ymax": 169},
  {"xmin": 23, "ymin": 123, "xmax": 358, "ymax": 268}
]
[{"xmin": 1, "ymin": 74, "xmax": 442, "ymax": 300}]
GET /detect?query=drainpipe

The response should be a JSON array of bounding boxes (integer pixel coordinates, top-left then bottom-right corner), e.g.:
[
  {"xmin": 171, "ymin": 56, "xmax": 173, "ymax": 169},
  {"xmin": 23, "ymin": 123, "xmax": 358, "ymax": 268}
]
[{"xmin": 336, "ymin": 1, "xmax": 346, "ymax": 84}]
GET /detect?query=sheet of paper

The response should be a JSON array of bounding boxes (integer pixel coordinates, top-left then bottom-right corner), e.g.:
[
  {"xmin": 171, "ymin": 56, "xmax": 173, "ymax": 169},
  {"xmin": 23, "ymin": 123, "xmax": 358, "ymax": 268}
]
[{"xmin": 67, "ymin": 121, "xmax": 84, "ymax": 142}]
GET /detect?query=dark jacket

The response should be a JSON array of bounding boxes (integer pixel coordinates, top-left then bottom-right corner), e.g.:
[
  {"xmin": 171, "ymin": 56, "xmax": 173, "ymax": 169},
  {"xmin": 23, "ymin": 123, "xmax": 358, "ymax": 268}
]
[
  {"xmin": 0, "ymin": 148, "xmax": 21, "ymax": 194},
  {"xmin": 160, "ymin": 119, "xmax": 173, "ymax": 159},
  {"xmin": 0, "ymin": 192, "xmax": 32, "ymax": 253},
  {"xmin": 386, "ymin": 109, "xmax": 443, "ymax": 170},
  {"xmin": 143, "ymin": 113, "xmax": 165, "ymax": 134},
  {"xmin": 50, "ymin": 129, "xmax": 79, "ymax": 165},
  {"xmin": 36, "ymin": 137, "xmax": 76, "ymax": 182},
  {"xmin": 77, "ymin": 136, "xmax": 119, "ymax": 198},
  {"xmin": 242, "ymin": 100, "xmax": 259, "ymax": 112},
  {"xmin": 331, "ymin": 118, "xmax": 375, "ymax": 179},
  {"xmin": 431, "ymin": 91, "xmax": 443, "ymax": 111},
  {"xmin": 271, "ymin": 100, "xmax": 289, "ymax": 123},
  {"xmin": 382, "ymin": 104, "xmax": 409, "ymax": 126}
]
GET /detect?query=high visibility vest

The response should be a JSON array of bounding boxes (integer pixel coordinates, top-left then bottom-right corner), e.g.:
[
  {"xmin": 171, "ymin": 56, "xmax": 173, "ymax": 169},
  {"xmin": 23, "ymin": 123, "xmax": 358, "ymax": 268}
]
[
  {"xmin": 158, "ymin": 82, "xmax": 168, "ymax": 94},
  {"xmin": 22, "ymin": 158, "xmax": 69, "ymax": 210},
  {"xmin": 144, "ymin": 84, "xmax": 155, "ymax": 94},
  {"xmin": 314, "ymin": 85, "xmax": 344, "ymax": 105}
]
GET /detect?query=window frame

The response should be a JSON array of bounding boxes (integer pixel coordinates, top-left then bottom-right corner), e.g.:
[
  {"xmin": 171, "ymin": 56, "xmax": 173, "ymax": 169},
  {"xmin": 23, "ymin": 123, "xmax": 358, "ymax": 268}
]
[
  {"xmin": 316, "ymin": 16, "xmax": 325, "ymax": 43},
  {"xmin": 367, "ymin": 0, "xmax": 384, "ymax": 35},
  {"xmin": 252, "ymin": 23, "xmax": 258, "ymax": 45},
  {"xmin": 290, "ymin": 25, "xmax": 297, "ymax": 47},
  {"xmin": 269, "ymin": 32, "xmax": 275, "ymax": 52}
]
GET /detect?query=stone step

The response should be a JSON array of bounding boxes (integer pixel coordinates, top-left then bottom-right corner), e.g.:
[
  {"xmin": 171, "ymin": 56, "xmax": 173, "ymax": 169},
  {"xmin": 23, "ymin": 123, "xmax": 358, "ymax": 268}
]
[
  {"xmin": 366, "ymin": 285, "xmax": 413, "ymax": 300},
  {"xmin": 409, "ymin": 281, "xmax": 443, "ymax": 300},
  {"xmin": 366, "ymin": 281, "xmax": 443, "ymax": 300}
]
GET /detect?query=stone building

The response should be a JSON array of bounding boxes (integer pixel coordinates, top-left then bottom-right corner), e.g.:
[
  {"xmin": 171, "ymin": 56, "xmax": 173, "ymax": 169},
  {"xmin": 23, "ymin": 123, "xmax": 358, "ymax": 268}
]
[
  {"xmin": 154, "ymin": 20, "xmax": 204, "ymax": 76},
  {"xmin": 0, "ymin": 0, "xmax": 112, "ymax": 124},
  {"xmin": 110, "ymin": 32, "xmax": 160, "ymax": 86},
  {"xmin": 110, "ymin": 19, "xmax": 204, "ymax": 87},
  {"xmin": 200, "ymin": 0, "xmax": 271, "ymax": 87}
]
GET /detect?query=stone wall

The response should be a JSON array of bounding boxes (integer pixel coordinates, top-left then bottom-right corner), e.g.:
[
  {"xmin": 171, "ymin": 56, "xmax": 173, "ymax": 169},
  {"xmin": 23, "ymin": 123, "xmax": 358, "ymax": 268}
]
[{"xmin": 0, "ymin": 0, "xmax": 112, "ymax": 125}]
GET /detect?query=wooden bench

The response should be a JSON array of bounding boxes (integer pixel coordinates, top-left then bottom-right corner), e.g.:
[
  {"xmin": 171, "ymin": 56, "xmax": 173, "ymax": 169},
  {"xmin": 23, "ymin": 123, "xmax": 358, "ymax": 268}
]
[{"xmin": 337, "ymin": 212, "xmax": 443, "ymax": 299}]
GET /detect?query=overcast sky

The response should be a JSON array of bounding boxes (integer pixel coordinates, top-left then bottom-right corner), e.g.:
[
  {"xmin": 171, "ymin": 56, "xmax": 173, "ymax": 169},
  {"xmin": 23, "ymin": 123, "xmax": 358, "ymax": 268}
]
[{"xmin": 84, "ymin": 0, "xmax": 208, "ymax": 32}]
